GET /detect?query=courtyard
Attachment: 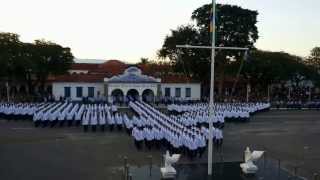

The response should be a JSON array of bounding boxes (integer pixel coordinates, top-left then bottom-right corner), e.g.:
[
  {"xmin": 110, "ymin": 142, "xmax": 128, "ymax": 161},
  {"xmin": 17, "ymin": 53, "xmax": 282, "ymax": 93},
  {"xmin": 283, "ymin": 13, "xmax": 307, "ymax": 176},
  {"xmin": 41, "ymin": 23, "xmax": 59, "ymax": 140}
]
[{"xmin": 0, "ymin": 110, "xmax": 319, "ymax": 180}]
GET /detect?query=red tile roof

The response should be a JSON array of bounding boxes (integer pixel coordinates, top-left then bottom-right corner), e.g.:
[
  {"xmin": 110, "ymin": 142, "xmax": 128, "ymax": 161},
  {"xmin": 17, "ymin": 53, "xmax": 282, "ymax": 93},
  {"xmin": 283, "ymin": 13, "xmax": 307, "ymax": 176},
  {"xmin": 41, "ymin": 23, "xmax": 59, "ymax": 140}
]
[
  {"xmin": 93, "ymin": 60, "xmax": 128, "ymax": 75},
  {"xmin": 71, "ymin": 63, "xmax": 99, "ymax": 70},
  {"xmin": 61, "ymin": 60, "xmax": 199, "ymax": 83},
  {"xmin": 53, "ymin": 74, "xmax": 106, "ymax": 83}
]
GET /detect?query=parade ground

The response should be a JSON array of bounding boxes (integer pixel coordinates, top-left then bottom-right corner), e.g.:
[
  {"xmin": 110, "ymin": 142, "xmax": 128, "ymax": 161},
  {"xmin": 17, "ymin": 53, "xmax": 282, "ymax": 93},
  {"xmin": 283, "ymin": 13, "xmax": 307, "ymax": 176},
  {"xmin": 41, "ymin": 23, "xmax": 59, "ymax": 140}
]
[{"xmin": 0, "ymin": 110, "xmax": 320, "ymax": 180}]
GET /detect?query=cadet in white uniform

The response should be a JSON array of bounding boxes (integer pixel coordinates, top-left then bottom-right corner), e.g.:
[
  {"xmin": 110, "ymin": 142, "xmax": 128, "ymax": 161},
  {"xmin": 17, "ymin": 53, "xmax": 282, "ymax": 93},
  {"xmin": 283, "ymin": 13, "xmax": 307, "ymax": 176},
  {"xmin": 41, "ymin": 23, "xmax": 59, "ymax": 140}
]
[
  {"xmin": 82, "ymin": 109, "xmax": 90, "ymax": 132},
  {"xmin": 107, "ymin": 111, "xmax": 115, "ymax": 131},
  {"xmin": 98, "ymin": 106, "xmax": 106, "ymax": 132},
  {"xmin": 91, "ymin": 108, "xmax": 98, "ymax": 132},
  {"xmin": 123, "ymin": 114, "xmax": 133, "ymax": 135},
  {"xmin": 115, "ymin": 113, "xmax": 123, "ymax": 131},
  {"xmin": 75, "ymin": 104, "xmax": 84, "ymax": 126},
  {"xmin": 132, "ymin": 127, "xmax": 143, "ymax": 150}
]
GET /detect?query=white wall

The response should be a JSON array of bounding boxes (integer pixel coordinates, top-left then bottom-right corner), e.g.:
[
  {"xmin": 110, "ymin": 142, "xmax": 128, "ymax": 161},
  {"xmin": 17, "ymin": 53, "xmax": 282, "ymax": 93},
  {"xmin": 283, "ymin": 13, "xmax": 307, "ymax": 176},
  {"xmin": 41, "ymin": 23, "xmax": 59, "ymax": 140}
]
[
  {"xmin": 161, "ymin": 83, "xmax": 201, "ymax": 100},
  {"xmin": 52, "ymin": 82, "xmax": 201, "ymax": 101},
  {"xmin": 108, "ymin": 83, "xmax": 158, "ymax": 96},
  {"xmin": 52, "ymin": 82, "xmax": 104, "ymax": 101}
]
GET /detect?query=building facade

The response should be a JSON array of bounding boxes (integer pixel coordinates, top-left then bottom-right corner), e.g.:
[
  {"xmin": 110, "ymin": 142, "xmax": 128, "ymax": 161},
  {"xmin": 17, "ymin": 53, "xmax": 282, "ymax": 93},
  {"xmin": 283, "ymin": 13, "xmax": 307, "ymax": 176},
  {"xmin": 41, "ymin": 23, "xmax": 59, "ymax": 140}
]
[{"xmin": 52, "ymin": 60, "xmax": 201, "ymax": 102}]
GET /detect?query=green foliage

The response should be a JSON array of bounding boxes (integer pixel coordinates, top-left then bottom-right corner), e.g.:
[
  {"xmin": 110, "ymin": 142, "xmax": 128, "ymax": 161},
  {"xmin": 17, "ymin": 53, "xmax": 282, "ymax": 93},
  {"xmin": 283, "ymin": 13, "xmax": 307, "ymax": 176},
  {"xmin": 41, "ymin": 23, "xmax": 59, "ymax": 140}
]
[
  {"xmin": 0, "ymin": 32, "xmax": 74, "ymax": 94},
  {"xmin": 158, "ymin": 25, "xmax": 211, "ymax": 80},
  {"xmin": 139, "ymin": 57, "xmax": 149, "ymax": 65},
  {"xmin": 33, "ymin": 40, "xmax": 73, "ymax": 80},
  {"xmin": 242, "ymin": 50, "xmax": 320, "ymax": 87},
  {"xmin": 0, "ymin": 33, "xmax": 21, "ymax": 79},
  {"xmin": 158, "ymin": 3, "xmax": 259, "ymax": 86},
  {"xmin": 306, "ymin": 47, "xmax": 320, "ymax": 70},
  {"xmin": 191, "ymin": 4, "xmax": 259, "ymax": 49},
  {"xmin": 159, "ymin": 3, "xmax": 320, "ymax": 92}
]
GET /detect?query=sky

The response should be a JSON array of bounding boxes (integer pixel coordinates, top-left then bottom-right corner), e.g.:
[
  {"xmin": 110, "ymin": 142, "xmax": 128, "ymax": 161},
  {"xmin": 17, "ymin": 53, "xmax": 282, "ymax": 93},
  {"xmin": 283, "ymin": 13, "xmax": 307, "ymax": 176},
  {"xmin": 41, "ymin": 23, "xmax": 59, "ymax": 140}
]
[{"xmin": 0, "ymin": 0, "xmax": 319, "ymax": 63}]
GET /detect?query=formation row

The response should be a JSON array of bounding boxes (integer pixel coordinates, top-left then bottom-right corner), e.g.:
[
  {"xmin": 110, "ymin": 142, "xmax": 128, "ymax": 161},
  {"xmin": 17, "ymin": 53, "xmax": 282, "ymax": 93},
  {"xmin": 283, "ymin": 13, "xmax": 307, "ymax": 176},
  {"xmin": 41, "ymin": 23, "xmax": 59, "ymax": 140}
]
[
  {"xmin": 0, "ymin": 101, "xmax": 224, "ymax": 158},
  {"xmin": 129, "ymin": 101, "xmax": 223, "ymax": 158},
  {"xmin": 167, "ymin": 102, "xmax": 270, "ymax": 127}
]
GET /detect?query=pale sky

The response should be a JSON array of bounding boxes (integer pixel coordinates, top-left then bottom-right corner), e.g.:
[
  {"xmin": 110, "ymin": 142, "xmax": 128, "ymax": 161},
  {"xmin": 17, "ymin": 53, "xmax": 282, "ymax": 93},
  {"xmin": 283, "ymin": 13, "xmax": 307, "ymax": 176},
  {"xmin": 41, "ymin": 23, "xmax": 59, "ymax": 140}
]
[{"xmin": 0, "ymin": 0, "xmax": 319, "ymax": 63}]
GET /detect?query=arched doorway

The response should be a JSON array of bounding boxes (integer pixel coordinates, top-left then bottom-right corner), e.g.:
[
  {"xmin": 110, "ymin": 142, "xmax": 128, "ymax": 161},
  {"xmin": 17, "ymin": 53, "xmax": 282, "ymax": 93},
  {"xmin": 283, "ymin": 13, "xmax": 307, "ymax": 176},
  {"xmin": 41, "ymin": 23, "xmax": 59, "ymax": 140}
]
[
  {"xmin": 127, "ymin": 89, "xmax": 139, "ymax": 101},
  {"xmin": 142, "ymin": 89, "xmax": 154, "ymax": 103},
  {"xmin": 111, "ymin": 89, "xmax": 124, "ymax": 104}
]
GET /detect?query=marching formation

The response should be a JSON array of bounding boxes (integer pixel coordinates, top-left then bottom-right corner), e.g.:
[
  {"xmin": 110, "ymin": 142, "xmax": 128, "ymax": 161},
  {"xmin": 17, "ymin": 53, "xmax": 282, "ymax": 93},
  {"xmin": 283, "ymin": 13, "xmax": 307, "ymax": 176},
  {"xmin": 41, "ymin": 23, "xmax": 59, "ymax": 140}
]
[
  {"xmin": 0, "ymin": 102, "xmax": 119, "ymax": 131},
  {"xmin": 167, "ymin": 102, "xmax": 270, "ymax": 127},
  {"xmin": 129, "ymin": 101, "xmax": 223, "ymax": 159},
  {"xmin": 0, "ymin": 101, "xmax": 269, "ymax": 160}
]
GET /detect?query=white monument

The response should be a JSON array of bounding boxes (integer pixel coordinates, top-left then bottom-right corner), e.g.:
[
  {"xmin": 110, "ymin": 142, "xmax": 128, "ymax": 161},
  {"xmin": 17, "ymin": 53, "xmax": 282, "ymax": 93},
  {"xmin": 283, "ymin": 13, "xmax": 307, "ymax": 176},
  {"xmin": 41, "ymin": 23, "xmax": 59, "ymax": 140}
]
[
  {"xmin": 160, "ymin": 151, "xmax": 181, "ymax": 179},
  {"xmin": 240, "ymin": 147, "xmax": 264, "ymax": 174}
]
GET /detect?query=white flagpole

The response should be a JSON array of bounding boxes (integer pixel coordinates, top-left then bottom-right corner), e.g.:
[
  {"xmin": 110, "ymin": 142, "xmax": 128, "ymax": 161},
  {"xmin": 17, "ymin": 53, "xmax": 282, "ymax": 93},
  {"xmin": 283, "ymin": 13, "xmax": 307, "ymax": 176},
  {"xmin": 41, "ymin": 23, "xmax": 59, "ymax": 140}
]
[
  {"xmin": 175, "ymin": 0, "xmax": 249, "ymax": 176},
  {"xmin": 208, "ymin": 0, "xmax": 216, "ymax": 176}
]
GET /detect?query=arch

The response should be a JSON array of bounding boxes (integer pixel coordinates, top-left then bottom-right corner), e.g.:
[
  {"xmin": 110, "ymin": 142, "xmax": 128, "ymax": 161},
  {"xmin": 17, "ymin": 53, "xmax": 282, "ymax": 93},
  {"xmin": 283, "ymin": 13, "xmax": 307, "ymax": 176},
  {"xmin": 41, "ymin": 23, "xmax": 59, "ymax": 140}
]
[
  {"xmin": 125, "ymin": 66, "xmax": 142, "ymax": 75},
  {"xmin": 142, "ymin": 89, "xmax": 155, "ymax": 103},
  {"xmin": 111, "ymin": 89, "xmax": 124, "ymax": 103},
  {"xmin": 126, "ymin": 89, "xmax": 140, "ymax": 101}
]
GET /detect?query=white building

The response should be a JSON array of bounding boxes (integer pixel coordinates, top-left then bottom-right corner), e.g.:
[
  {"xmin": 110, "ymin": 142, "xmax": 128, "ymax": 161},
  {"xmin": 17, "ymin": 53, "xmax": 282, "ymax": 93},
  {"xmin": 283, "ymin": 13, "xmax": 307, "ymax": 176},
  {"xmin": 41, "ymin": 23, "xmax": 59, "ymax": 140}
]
[{"xmin": 52, "ymin": 60, "xmax": 201, "ymax": 102}]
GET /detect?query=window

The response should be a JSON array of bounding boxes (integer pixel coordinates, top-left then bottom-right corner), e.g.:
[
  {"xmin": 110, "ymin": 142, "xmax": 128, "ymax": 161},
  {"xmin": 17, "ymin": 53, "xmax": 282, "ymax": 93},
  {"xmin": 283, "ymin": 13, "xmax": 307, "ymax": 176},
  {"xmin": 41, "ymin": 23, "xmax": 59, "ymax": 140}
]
[
  {"xmin": 185, "ymin": 88, "xmax": 191, "ymax": 98},
  {"xmin": 165, "ymin": 88, "xmax": 171, "ymax": 97},
  {"xmin": 64, "ymin": 87, "xmax": 71, "ymax": 98},
  {"xmin": 175, "ymin": 88, "xmax": 181, "ymax": 98},
  {"xmin": 88, "ymin": 87, "xmax": 95, "ymax": 97},
  {"xmin": 76, "ymin": 87, "xmax": 83, "ymax": 98}
]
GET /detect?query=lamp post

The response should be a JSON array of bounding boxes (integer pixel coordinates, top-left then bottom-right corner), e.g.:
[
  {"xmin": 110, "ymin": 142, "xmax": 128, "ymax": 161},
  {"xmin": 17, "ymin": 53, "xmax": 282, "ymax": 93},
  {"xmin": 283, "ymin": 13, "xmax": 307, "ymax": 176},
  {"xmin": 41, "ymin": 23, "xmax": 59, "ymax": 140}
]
[{"xmin": 176, "ymin": 0, "xmax": 248, "ymax": 176}]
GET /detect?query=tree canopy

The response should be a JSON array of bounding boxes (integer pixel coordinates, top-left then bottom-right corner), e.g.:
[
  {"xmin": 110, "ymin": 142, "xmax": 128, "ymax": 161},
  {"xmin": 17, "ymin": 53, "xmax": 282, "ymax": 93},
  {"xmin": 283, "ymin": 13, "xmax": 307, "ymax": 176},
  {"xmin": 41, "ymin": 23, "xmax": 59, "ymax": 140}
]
[
  {"xmin": 159, "ymin": 3, "xmax": 320, "ymax": 97},
  {"xmin": 306, "ymin": 47, "xmax": 320, "ymax": 71},
  {"xmin": 242, "ymin": 50, "xmax": 319, "ymax": 87},
  {"xmin": 158, "ymin": 3, "xmax": 259, "ymax": 95},
  {"xmin": 0, "ymin": 32, "xmax": 74, "ymax": 95}
]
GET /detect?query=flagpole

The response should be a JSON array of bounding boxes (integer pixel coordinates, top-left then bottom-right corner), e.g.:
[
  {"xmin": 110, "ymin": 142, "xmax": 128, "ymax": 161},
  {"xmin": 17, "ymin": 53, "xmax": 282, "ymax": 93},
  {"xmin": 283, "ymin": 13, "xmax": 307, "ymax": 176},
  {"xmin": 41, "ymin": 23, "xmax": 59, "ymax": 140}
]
[
  {"xmin": 208, "ymin": 0, "xmax": 216, "ymax": 176},
  {"xmin": 175, "ymin": 0, "xmax": 249, "ymax": 176}
]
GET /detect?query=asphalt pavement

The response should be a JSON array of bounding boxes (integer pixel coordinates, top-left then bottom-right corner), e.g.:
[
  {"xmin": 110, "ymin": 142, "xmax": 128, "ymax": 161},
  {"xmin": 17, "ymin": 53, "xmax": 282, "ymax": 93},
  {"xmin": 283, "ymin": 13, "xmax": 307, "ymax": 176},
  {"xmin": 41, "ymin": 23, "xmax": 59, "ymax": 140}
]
[{"xmin": 0, "ymin": 110, "xmax": 319, "ymax": 180}]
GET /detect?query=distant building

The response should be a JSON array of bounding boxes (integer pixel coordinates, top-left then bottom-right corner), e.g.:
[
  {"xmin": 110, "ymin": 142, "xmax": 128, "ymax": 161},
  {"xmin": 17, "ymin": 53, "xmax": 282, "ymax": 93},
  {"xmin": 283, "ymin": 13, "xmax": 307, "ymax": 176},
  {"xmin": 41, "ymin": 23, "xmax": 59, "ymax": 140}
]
[{"xmin": 52, "ymin": 60, "xmax": 201, "ymax": 102}]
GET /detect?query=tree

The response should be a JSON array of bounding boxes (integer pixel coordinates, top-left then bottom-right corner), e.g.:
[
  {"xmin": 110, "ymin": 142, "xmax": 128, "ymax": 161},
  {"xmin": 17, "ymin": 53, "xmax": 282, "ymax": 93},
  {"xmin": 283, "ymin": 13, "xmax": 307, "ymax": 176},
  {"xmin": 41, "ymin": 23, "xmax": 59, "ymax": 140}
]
[
  {"xmin": 241, "ymin": 50, "xmax": 320, "ymax": 93},
  {"xmin": 159, "ymin": 3, "xmax": 259, "ymax": 96},
  {"xmin": 159, "ymin": 25, "xmax": 211, "ymax": 80},
  {"xmin": 306, "ymin": 47, "xmax": 320, "ymax": 71},
  {"xmin": 0, "ymin": 32, "xmax": 21, "ymax": 78},
  {"xmin": 32, "ymin": 40, "xmax": 74, "ymax": 94},
  {"xmin": 0, "ymin": 32, "xmax": 22, "ymax": 98},
  {"xmin": 0, "ymin": 32, "xmax": 74, "ymax": 98},
  {"xmin": 139, "ymin": 57, "xmax": 149, "ymax": 65}
]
